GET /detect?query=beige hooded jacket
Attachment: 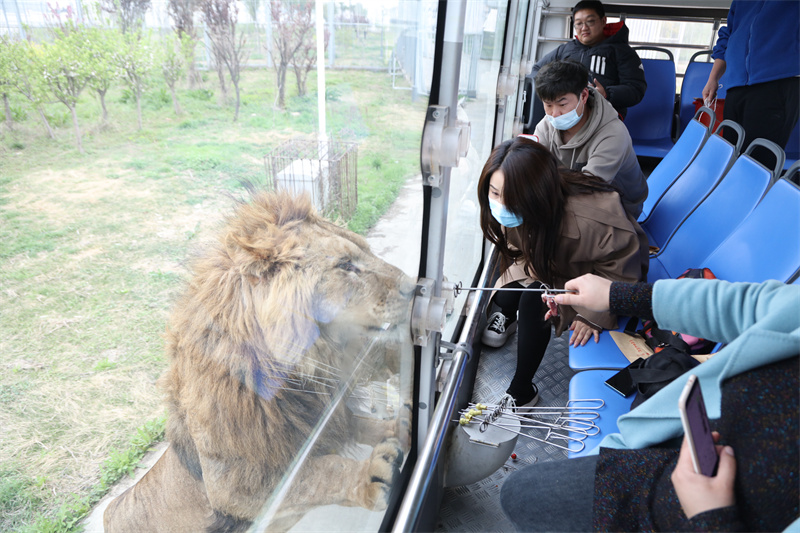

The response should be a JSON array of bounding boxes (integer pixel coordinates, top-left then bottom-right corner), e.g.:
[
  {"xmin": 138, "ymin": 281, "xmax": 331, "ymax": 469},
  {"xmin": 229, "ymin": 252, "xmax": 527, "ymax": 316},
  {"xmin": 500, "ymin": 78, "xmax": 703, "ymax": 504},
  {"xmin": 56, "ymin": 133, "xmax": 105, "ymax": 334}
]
[{"xmin": 533, "ymin": 89, "xmax": 648, "ymax": 219}]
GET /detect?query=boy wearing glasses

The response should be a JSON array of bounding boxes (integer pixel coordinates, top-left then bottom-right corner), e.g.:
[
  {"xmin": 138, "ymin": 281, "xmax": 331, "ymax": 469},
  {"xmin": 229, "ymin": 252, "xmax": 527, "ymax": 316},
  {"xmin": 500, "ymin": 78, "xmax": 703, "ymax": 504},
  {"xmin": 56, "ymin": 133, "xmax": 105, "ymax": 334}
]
[{"xmin": 531, "ymin": 0, "xmax": 646, "ymax": 119}]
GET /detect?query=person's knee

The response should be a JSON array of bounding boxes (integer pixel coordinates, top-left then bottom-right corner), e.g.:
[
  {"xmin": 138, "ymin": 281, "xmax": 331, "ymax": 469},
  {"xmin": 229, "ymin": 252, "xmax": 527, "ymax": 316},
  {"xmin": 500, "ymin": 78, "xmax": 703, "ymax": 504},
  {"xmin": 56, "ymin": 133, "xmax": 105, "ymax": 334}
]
[{"xmin": 519, "ymin": 288, "xmax": 548, "ymax": 322}]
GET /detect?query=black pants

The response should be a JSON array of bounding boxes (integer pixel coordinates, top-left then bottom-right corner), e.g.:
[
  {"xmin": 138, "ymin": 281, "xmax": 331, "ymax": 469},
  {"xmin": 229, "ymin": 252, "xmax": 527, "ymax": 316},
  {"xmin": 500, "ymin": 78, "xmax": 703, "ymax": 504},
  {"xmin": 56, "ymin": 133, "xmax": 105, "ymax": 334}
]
[
  {"xmin": 494, "ymin": 282, "xmax": 552, "ymax": 399},
  {"xmin": 722, "ymin": 77, "xmax": 800, "ymax": 166}
]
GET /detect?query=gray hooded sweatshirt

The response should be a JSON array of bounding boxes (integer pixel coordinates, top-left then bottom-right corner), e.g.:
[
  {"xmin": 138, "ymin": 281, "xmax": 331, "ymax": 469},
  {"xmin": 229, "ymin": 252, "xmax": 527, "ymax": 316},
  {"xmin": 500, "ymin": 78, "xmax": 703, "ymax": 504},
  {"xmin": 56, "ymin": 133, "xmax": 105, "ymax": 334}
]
[{"xmin": 533, "ymin": 88, "xmax": 647, "ymax": 218}]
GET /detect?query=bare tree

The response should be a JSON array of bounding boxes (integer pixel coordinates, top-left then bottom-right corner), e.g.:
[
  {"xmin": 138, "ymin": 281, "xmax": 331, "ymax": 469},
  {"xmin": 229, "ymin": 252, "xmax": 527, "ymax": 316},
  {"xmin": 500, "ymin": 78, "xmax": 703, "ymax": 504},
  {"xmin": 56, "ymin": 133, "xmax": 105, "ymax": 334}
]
[
  {"xmin": 243, "ymin": 0, "xmax": 261, "ymax": 50},
  {"xmin": 161, "ymin": 33, "xmax": 185, "ymax": 115},
  {"xmin": 167, "ymin": 0, "xmax": 201, "ymax": 86},
  {"xmin": 292, "ymin": 21, "xmax": 327, "ymax": 98},
  {"xmin": 200, "ymin": 0, "xmax": 248, "ymax": 120},
  {"xmin": 268, "ymin": 0, "xmax": 315, "ymax": 109},
  {"xmin": 101, "ymin": 0, "xmax": 151, "ymax": 34}
]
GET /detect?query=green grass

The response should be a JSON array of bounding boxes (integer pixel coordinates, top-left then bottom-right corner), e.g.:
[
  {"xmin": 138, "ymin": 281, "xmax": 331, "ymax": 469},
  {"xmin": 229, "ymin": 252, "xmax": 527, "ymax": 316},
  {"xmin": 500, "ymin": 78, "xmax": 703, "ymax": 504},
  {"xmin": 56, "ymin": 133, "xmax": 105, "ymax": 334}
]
[{"xmin": 0, "ymin": 66, "xmax": 425, "ymax": 532}]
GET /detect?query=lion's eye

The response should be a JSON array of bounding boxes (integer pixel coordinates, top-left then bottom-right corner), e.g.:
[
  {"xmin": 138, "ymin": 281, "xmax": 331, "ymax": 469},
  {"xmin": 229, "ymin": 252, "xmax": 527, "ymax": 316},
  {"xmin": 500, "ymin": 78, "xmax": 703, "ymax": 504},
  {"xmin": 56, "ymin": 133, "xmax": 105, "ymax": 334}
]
[{"xmin": 337, "ymin": 260, "xmax": 361, "ymax": 274}]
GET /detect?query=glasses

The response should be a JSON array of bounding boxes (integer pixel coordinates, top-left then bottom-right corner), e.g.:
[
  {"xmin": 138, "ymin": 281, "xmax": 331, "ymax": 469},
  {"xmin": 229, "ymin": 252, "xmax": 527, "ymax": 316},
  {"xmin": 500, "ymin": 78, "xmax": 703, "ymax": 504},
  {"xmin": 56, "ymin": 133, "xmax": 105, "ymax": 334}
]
[{"xmin": 573, "ymin": 18, "xmax": 599, "ymax": 30}]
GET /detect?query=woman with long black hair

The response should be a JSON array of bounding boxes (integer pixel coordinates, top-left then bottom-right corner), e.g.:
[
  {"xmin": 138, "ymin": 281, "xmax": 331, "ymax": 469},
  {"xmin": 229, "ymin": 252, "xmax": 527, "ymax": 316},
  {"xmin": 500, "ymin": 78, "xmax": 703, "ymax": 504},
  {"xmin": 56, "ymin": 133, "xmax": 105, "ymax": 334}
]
[{"xmin": 478, "ymin": 136, "xmax": 648, "ymax": 406}]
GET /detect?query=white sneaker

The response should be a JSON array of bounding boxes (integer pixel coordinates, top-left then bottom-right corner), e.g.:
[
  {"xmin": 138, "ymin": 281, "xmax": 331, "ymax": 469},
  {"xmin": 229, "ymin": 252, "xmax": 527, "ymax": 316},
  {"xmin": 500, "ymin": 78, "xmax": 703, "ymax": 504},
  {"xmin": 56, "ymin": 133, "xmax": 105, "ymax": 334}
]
[{"xmin": 482, "ymin": 312, "xmax": 517, "ymax": 347}]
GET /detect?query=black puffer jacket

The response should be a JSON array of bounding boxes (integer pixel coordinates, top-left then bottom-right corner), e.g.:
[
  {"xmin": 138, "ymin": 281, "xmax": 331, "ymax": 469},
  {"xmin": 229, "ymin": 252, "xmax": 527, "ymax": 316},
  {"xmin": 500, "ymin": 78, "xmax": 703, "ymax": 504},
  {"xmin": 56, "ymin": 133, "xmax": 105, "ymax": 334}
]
[{"xmin": 532, "ymin": 22, "xmax": 647, "ymax": 118}]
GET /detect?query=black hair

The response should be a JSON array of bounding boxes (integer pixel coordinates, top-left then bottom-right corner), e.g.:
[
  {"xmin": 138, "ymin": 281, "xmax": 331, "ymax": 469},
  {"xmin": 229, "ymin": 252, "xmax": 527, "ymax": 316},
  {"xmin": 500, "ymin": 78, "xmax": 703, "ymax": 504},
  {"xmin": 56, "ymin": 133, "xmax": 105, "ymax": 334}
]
[
  {"xmin": 534, "ymin": 60, "xmax": 590, "ymax": 102},
  {"xmin": 477, "ymin": 137, "xmax": 616, "ymax": 284},
  {"xmin": 572, "ymin": 0, "xmax": 605, "ymax": 18}
]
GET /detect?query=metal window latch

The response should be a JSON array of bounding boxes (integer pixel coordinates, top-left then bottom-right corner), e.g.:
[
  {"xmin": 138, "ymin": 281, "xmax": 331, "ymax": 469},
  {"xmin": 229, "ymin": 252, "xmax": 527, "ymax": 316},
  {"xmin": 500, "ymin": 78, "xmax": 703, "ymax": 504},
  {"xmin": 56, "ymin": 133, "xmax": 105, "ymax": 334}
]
[{"xmin": 420, "ymin": 105, "xmax": 471, "ymax": 188}]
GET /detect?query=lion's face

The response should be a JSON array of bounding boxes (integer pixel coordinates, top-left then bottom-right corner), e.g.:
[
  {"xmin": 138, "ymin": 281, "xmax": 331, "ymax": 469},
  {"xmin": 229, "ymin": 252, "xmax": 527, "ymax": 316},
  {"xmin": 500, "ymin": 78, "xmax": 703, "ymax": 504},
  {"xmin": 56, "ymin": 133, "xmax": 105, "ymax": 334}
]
[{"xmin": 218, "ymin": 191, "xmax": 416, "ymax": 369}]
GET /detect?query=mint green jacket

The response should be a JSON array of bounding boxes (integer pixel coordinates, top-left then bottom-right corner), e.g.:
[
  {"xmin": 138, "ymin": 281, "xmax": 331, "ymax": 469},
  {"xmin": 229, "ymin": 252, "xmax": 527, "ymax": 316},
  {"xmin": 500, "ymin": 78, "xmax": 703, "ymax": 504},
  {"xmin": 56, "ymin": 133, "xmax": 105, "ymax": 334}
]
[{"xmin": 596, "ymin": 278, "xmax": 800, "ymax": 529}]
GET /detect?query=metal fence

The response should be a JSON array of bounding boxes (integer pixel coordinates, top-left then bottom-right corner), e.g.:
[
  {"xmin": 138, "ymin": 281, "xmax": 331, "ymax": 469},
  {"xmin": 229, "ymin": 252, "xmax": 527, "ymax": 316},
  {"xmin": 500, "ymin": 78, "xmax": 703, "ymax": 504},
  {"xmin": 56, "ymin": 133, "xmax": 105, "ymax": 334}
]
[{"xmin": 264, "ymin": 138, "xmax": 358, "ymax": 222}]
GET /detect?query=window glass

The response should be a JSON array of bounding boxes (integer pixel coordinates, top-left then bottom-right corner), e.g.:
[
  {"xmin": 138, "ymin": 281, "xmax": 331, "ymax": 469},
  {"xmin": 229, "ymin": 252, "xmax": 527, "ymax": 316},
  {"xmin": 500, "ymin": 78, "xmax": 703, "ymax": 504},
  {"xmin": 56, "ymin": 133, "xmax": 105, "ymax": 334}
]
[
  {"xmin": 623, "ymin": 17, "xmax": 718, "ymax": 90},
  {"xmin": 441, "ymin": 0, "xmax": 513, "ymax": 340}
]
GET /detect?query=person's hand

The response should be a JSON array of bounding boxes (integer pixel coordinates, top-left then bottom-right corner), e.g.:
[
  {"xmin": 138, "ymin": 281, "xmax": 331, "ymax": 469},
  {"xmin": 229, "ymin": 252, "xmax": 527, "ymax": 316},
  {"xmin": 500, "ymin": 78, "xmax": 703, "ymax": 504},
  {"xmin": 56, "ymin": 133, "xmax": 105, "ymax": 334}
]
[
  {"xmin": 569, "ymin": 320, "xmax": 600, "ymax": 346},
  {"xmin": 672, "ymin": 432, "xmax": 737, "ymax": 520},
  {"xmin": 554, "ymin": 274, "xmax": 612, "ymax": 313},
  {"xmin": 701, "ymin": 79, "xmax": 718, "ymax": 107},
  {"xmin": 590, "ymin": 78, "xmax": 607, "ymax": 99}
]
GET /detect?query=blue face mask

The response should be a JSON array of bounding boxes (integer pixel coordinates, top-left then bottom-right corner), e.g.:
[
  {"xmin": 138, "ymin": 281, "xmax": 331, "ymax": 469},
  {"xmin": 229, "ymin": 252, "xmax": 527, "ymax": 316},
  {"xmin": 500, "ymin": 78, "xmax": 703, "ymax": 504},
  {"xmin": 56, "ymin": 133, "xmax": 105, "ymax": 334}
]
[
  {"xmin": 545, "ymin": 98, "xmax": 584, "ymax": 131},
  {"xmin": 489, "ymin": 198, "xmax": 523, "ymax": 228}
]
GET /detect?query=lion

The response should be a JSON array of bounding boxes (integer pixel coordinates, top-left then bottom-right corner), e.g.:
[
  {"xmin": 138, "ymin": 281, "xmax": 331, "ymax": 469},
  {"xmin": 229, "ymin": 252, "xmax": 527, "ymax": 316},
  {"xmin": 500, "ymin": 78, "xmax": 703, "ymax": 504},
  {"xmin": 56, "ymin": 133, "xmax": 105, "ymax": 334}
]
[{"xmin": 103, "ymin": 190, "xmax": 416, "ymax": 533}]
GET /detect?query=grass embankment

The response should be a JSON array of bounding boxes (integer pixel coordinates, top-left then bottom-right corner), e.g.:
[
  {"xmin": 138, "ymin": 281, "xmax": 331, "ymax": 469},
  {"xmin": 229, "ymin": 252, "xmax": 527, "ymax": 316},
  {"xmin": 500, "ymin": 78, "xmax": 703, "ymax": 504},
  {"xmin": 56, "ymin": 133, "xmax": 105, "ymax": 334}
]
[{"xmin": 0, "ymin": 67, "xmax": 425, "ymax": 532}]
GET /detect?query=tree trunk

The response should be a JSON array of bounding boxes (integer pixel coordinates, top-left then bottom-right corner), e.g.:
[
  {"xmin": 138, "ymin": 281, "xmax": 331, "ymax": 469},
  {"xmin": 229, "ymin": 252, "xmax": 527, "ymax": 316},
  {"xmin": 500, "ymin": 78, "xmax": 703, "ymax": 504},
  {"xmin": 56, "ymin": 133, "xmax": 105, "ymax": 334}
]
[
  {"xmin": 135, "ymin": 86, "xmax": 143, "ymax": 131},
  {"xmin": 69, "ymin": 104, "xmax": 84, "ymax": 153},
  {"xmin": 169, "ymin": 84, "xmax": 182, "ymax": 115},
  {"xmin": 97, "ymin": 88, "xmax": 109, "ymax": 123},
  {"xmin": 294, "ymin": 67, "xmax": 304, "ymax": 97},
  {"xmin": 3, "ymin": 93, "xmax": 13, "ymax": 131},
  {"xmin": 277, "ymin": 61, "xmax": 287, "ymax": 108},
  {"xmin": 233, "ymin": 79, "xmax": 240, "ymax": 121},
  {"xmin": 38, "ymin": 106, "xmax": 56, "ymax": 139},
  {"xmin": 216, "ymin": 59, "xmax": 227, "ymax": 100}
]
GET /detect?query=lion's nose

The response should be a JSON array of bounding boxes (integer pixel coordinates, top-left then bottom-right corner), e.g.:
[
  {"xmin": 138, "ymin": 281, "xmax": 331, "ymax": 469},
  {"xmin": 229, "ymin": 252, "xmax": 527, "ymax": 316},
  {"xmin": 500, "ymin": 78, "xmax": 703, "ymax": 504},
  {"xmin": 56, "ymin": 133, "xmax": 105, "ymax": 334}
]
[{"xmin": 399, "ymin": 276, "xmax": 417, "ymax": 300}]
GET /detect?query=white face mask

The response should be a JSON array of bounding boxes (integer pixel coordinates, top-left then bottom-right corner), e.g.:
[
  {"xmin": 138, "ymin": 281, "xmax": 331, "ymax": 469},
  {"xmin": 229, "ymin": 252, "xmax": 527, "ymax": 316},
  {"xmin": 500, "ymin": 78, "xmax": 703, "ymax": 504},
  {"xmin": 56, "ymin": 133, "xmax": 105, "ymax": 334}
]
[{"xmin": 546, "ymin": 98, "xmax": 584, "ymax": 130}]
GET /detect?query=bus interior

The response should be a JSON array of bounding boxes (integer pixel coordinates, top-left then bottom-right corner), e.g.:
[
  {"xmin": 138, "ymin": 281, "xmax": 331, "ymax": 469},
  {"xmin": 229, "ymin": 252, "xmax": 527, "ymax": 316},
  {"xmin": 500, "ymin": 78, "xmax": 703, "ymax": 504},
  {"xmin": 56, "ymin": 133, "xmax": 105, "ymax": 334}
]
[{"xmin": 65, "ymin": 0, "xmax": 797, "ymax": 530}]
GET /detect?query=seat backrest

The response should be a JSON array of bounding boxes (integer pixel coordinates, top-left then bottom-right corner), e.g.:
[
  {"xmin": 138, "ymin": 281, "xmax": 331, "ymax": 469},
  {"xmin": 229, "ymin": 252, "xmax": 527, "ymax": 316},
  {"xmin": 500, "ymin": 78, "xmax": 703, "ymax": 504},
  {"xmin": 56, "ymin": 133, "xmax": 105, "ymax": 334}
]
[
  {"xmin": 785, "ymin": 120, "xmax": 800, "ymax": 168},
  {"xmin": 642, "ymin": 120, "xmax": 744, "ymax": 248},
  {"xmin": 785, "ymin": 160, "xmax": 800, "ymax": 187},
  {"xmin": 625, "ymin": 50, "xmax": 676, "ymax": 142},
  {"xmin": 679, "ymin": 51, "xmax": 728, "ymax": 134},
  {"xmin": 702, "ymin": 178, "xmax": 800, "ymax": 283},
  {"xmin": 655, "ymin": 139, "xmax": 781, "ymax": 279},
  {"xmin": 639, "ymin": 107, "xmax": 714, "ymax": 222}
]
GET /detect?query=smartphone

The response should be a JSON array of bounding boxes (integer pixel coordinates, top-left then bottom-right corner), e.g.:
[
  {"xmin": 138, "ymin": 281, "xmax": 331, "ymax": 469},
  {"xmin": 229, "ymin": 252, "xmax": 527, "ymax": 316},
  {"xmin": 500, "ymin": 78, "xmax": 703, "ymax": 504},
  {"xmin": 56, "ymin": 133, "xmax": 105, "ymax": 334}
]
[
  {"xmin": 604, "ymin": 358, "xmax": 644, "ymax": 397},
  {"xmin": 678, "ymin": 374, "xmax": 719, "ymax": 476}
]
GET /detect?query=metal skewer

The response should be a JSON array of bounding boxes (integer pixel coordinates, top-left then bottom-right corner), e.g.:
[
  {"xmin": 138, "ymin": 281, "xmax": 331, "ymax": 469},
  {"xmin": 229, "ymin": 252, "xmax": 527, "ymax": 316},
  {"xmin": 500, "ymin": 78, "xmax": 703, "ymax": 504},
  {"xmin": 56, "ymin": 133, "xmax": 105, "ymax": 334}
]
[{"xmin": 452, "ymin": 281, "xmax": 577, "ymax": 297}]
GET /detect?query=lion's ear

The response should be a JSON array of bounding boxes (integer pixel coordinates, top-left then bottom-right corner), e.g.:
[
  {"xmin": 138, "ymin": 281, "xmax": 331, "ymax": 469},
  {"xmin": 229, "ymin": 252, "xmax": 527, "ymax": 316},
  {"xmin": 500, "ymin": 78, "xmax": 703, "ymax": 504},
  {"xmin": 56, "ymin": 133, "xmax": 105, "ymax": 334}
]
[{"xmin": 226, "ymin": 230, "xmax": 276, "ymax": 263}]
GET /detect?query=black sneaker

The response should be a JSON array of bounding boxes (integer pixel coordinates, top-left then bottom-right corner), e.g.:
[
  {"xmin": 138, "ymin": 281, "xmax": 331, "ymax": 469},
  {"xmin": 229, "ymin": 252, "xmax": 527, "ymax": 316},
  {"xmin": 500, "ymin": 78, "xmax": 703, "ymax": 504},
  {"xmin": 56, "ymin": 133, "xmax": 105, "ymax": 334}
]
[
  {"xmin": 504, "ymin": 383, "xmax": 540, "ymax": 410},
  {"xmin": 482, "ymin": 312, "xmax": 517, "ymax": 347}
]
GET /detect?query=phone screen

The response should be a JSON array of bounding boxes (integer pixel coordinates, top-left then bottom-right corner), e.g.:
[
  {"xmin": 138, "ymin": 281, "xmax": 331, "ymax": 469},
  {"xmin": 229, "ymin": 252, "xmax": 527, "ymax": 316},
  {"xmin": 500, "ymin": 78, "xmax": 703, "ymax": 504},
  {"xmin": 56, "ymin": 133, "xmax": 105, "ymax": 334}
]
[
  {"xmin": 604, "ymin": 358, "xmax": 643, "ymax": 397},
  {"xmin": 679, "ymin": 376, "xmax": 719, "ymax": 476}
]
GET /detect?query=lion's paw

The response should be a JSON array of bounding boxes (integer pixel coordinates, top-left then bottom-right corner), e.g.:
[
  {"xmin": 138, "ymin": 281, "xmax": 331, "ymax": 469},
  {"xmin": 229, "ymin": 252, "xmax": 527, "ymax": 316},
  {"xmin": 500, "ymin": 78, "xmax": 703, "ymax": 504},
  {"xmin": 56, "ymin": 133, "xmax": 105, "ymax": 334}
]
[
  {"xmin": 395, "ymin": 403, "xmax": 412, "ymax": 449},
  {"xmin": 364, "ymin": 438, "xmax": 403, "ymax": 510}
]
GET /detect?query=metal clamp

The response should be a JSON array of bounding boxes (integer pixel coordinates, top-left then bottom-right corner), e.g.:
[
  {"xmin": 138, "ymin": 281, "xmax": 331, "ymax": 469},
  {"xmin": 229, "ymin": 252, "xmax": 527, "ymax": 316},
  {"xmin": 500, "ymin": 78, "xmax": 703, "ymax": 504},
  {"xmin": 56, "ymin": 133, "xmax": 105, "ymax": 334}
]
[
  {"xmin": 437, "ymin": 340, "xmax": 471, "ymax": 365},
  {"xmin": 411, "ymin": 278, "xmax": 449, "ymax": 347},
  {"xmin": 496, "ymin": 65, "xmax": 518, "ymax": 100},
  {"xmin": 420, "ymin": 106, "xmax": 471, "ymax": 188}
]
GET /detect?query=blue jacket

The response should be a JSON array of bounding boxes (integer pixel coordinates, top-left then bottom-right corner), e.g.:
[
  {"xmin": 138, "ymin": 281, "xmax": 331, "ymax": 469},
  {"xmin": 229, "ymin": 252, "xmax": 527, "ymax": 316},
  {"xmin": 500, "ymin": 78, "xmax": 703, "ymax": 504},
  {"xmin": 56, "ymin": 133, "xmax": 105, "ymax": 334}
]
[
  {"xmin": 595, "ymin": 278, "xmax": 800, "ymax": 529},
  {"xmin": 711, "ymin": 0, "xmax": 800, "ymax": 89}
]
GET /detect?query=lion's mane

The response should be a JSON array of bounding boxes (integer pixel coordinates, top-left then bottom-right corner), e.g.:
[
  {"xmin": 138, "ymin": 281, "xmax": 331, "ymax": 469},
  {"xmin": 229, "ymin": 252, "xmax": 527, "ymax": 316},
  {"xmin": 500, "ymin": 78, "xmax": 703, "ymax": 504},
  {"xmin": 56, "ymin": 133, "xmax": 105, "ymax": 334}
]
[{"xmin": 104, "ymin": 191, "xmax": 413, "ymax": 533}]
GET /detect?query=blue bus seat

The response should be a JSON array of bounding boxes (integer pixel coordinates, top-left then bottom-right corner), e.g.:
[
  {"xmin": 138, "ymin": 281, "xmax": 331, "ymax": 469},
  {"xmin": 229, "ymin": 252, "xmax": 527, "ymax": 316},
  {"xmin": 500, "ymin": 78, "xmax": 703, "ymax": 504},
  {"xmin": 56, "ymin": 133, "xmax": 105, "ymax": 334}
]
[
  {"xmin": 625, "ymin": 48, "xmax": 677, "ymax": 158},
  {"xmin": 785, "ymin": 120, "xmax": 799, "ymax": 169},
  {"xmin": 678, "ymin": 51, "xmax": 728, "ymax": 134},
  {"xmin": 641, "ymin": 120, "xmax": 744, "ymax": 250},
  {"xmin": 571, "ymin": 175, "xmax": 800, "ymax": 371},
  {"xmin": 638, "ymin": 107, "xmax": 714, "ymax": 223},
  {"xmin": 701, "ymin": 178, "xmax": 800, "ymax": 283},
  {"xmin": 568, "ymin": 319, "xmax": 631, "ymax": 371},
  {"xmin": 648, "ymin": 138, "xmax": 784, "ymax": 282},
  {"xmin": 568, "ymin": 369, "xmax": 635, "ymax": 457}
]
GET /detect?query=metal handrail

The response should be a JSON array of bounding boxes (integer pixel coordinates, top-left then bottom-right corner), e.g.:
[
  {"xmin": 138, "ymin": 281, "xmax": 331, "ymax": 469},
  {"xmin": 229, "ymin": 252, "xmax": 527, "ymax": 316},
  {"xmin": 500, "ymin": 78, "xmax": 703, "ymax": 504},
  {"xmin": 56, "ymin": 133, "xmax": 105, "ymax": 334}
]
[
  {"xmin": 392, "ymin": 249, "xmax": 496, "ymax": 532},
  {"xmin": 391, "ymin": 345, "xmax": 469, "ymax": 533}
]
